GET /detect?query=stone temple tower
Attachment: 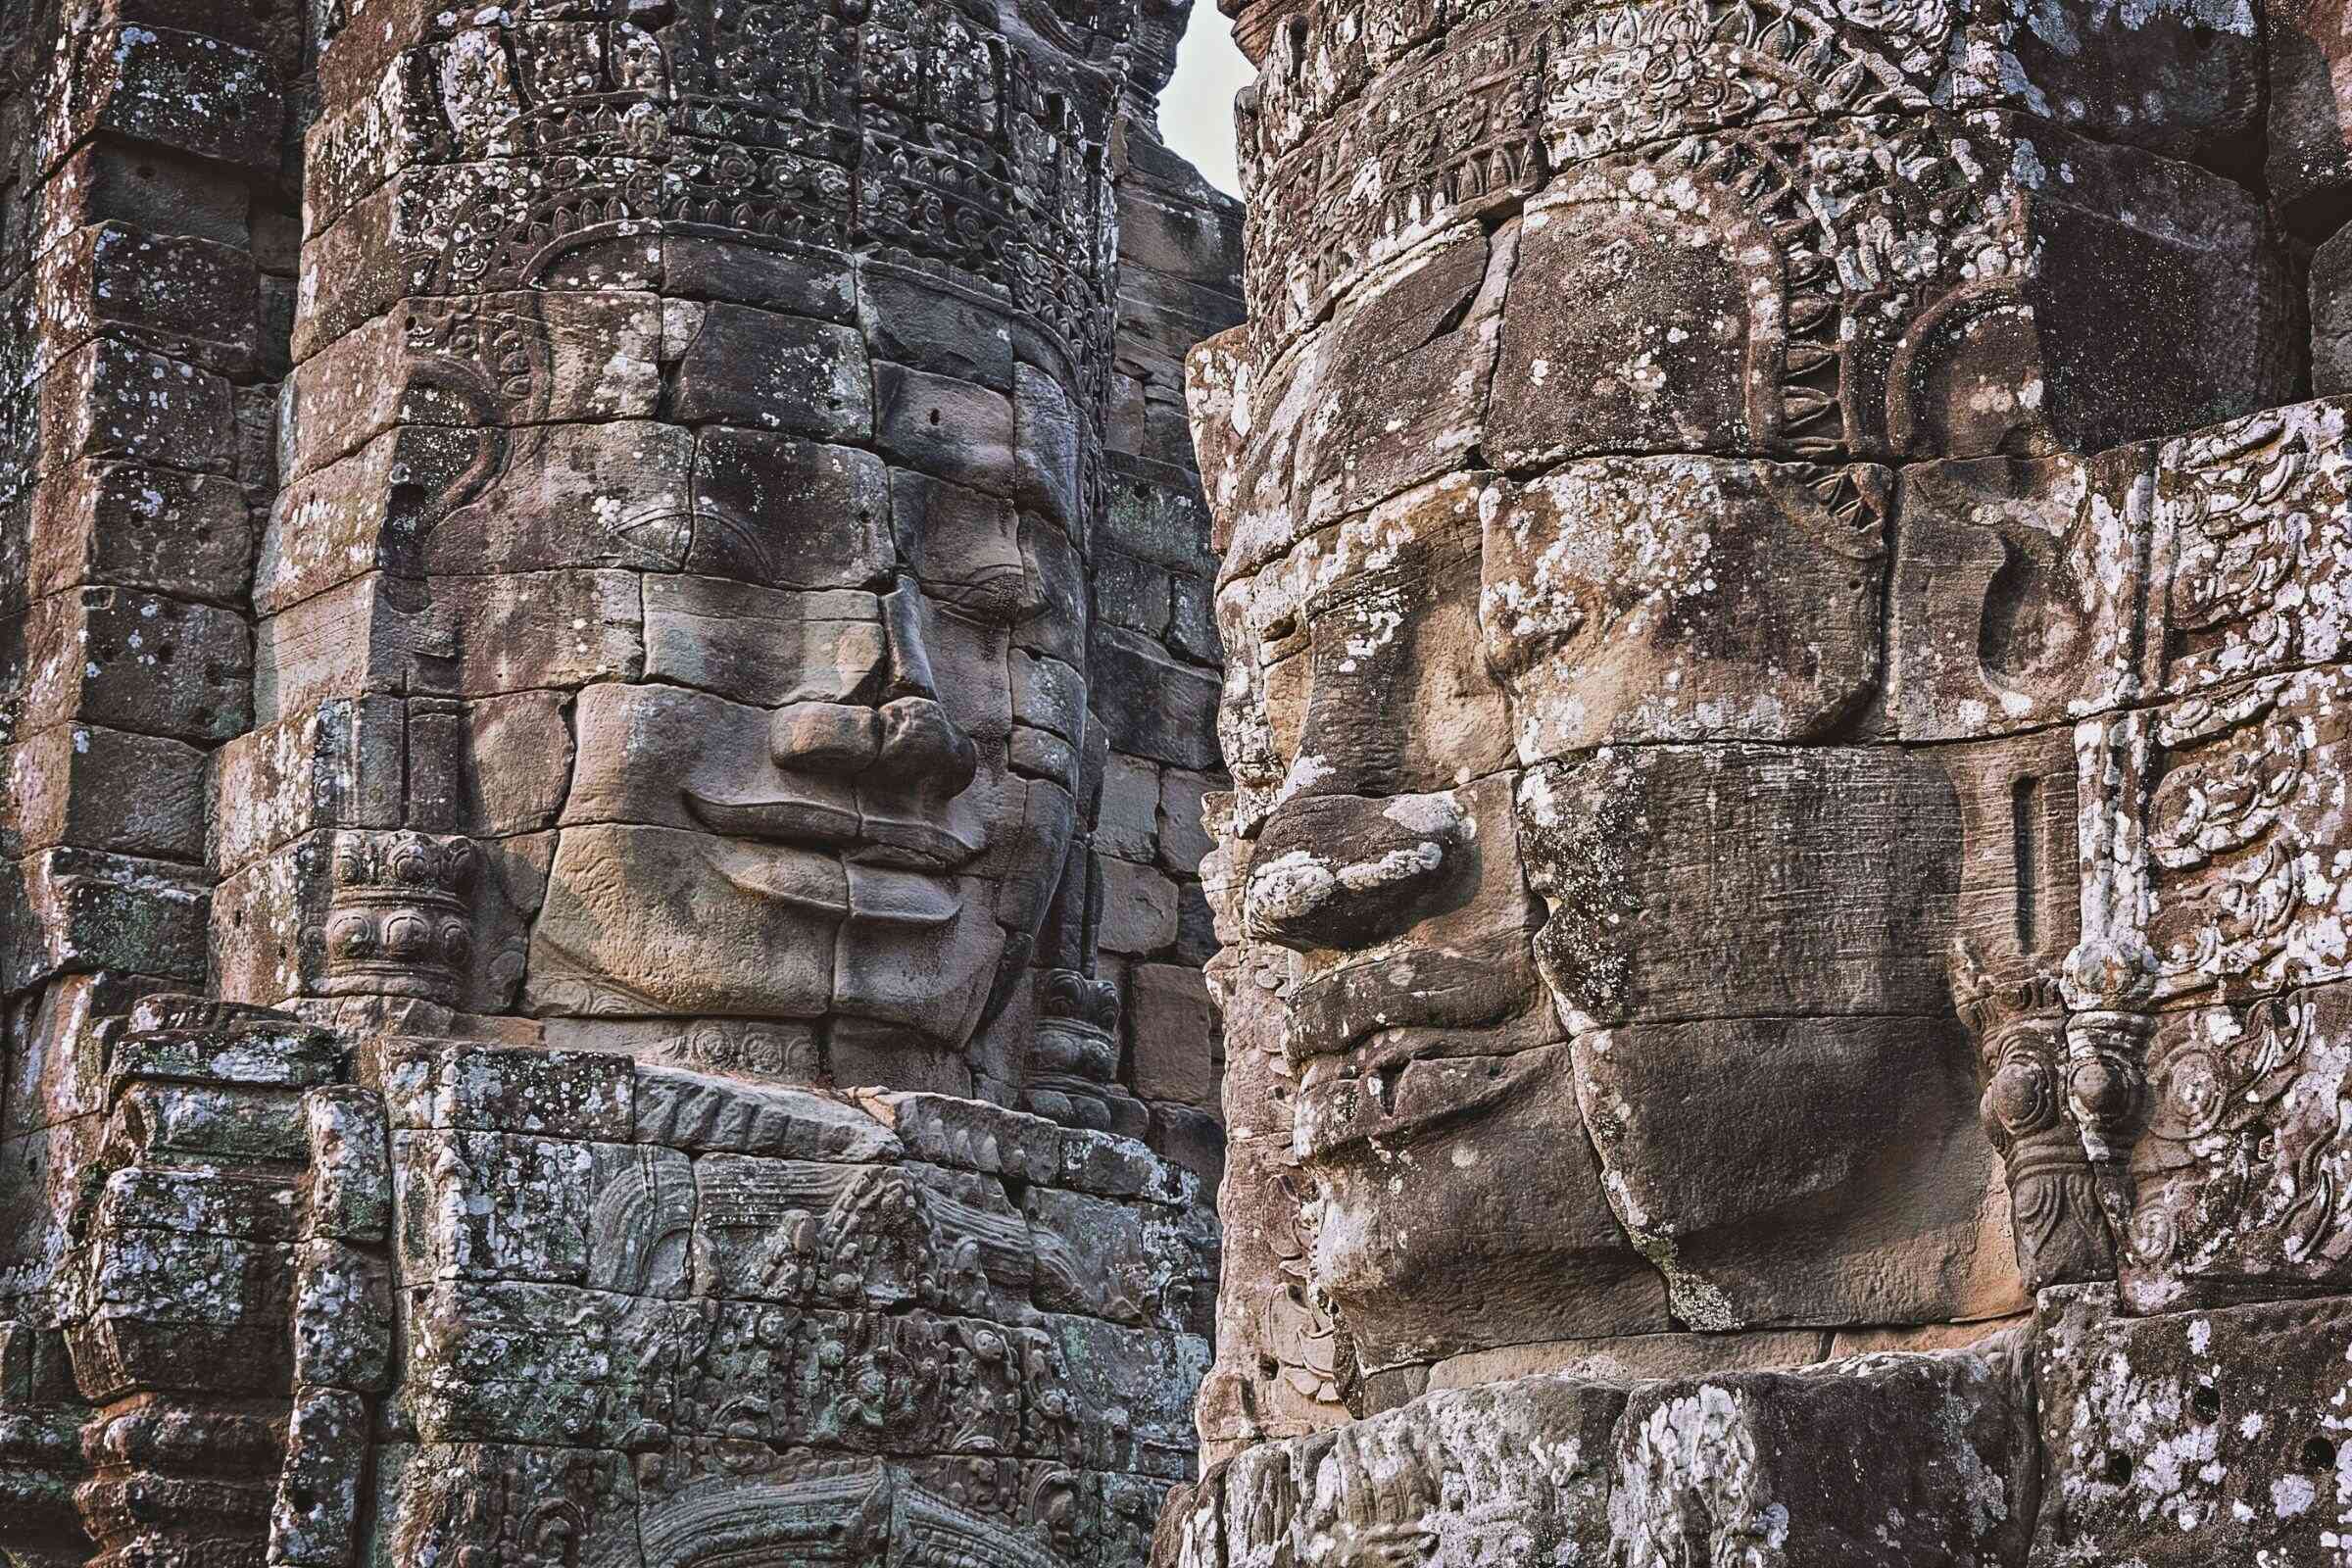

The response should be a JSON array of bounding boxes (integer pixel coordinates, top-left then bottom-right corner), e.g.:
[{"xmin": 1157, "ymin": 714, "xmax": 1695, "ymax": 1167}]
[
  {"xmin": 1156, "ymin": 0, "xmax": 2352, "ymax": 1561},
  {"xmin": 0, "ymin": 0, "xmax": 1242, "ymax": 1556}
]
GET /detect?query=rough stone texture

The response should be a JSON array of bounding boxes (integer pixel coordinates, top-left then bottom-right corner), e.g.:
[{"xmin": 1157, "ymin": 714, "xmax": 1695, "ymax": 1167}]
[
  {"xmin": 1167, "ymin": 0, "xmax": 2352, "ymax": 1558},
  {"xmin": 0, "ymin": 0, "xmax": 1240, "ymax": 1558}
]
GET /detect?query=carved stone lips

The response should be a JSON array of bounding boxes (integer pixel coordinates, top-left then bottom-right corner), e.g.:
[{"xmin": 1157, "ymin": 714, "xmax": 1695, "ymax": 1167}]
[
  {"xmin": 682, "ymin": 789, "xmax": 982, "ymax": 872},
  {"xmin": 683, "ymin": 791, "xmax": 976, "ymax": 928},
  {"xmin": 1294, "ymin": 1035, "xmax": 1558, "ymax": 1157},
  {"xmin": 1282, "ymin": 937, "xmax": 1557, "ymax": 1154},
  {"xmin": 1282, "ymin": 935, "xmax": 1536, "ymax": 1063}
]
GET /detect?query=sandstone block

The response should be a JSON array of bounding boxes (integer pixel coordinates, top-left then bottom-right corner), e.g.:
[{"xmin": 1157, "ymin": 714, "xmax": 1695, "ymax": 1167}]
[
  {"xmin": 632, "ymin": 1063, "xmax": 903, "ymax": 1160},
  {"xmin": 1099, "ymin": 858, "xmax": 1179, "ymax": 956},
  {"xmin": 1611, "ymin": 1339, "xmax": 2034, "ymax": 1568},
  {"xmin": 665, "ymin": 301, "xmax": 872, "ymax": 442},
  {"xmin": 1483, "ymin": 457, "xmax": 1886, "ymax": 757},
  {"xmin": 209, "ymin": 696, "xmax": 406, "ymax": 876},
  {"xmin": 1090, "ymin": 628, "xmax": 1224, "ymax": 772},
  {"xmin": 1215, "ymin": 1371, "xmax": 1625, "ymax": 1567},
  {"xmin": 1019, "ymin": 514, "xmax": 1090, "ymax": 666},
  {"xmin": 2079, "ymin": 664, "xmax": 2352, "ymax": 1008},
  {"xmin": 396, "ymin": 1129, "xmax": 691, "ymax": 1296},
  {"xmin": 689, "ymin": 427, "xmax": 894, "ymax": 591},
  {"xmin": 383, "ymin": 1443, "xmax": 640, "ymax": 1568},
  {"xmin": 290, "ymin": 1240, "xmax": 393, "ymax": 1392},
  {"xmin": 1127, "ymin": 963, "xmax": 1215, "ymax": 1108},
  {"xmin": 38, "ymin": 25, "xmax": 281, "ymax": 174},
  {"xmin": 1520, "ymin": 746, "xmax": 1958, "ymax": 1031},
  {"xmin": 1147, "ymin": 1102, "xmax": 1223, "ymax": 1197},
  {"xmin": 858, "ymin": 270, "xmax": 1015, "ymax": 389},
  {"xmin": 1044, "ymin": 1314, "xmax": 1211, "ymax": 1478},
  {"xmin": 1, "ymin": 586, "xmax": 251, "ymax": 744},
  {"xmin": 378, "ymin": 1039, "xmax": 633, "ymax": 1141},
  {"xmin": 404, "ymin": 1277, "xmax": 690, "ymax": 1447},
  {"xmin": 2125, "ymin": 979, "xmax": 2352, "ymax": 1312},
  {"xmin": 4, "ymin": 723, "xmax": 207, "ymax": 861},
  {"xmin": 643, "ymin": 576, "xmax": 881, "ymax": 710},
  {"xmin": 1889, "ymin": 449, "xmax": 2149, "ymax": 741},
  {"xmin": 876, "ymin": 364, "xmax": 1014, "ymax": 494},
  {"xmin": 269, "ymin": 1387, "xmax": 368, "ymax": 1567},
  {"xmin": 1572, "ymin": 1014, "xmax": 2023, "ymax": 1331},
  {"xmin": 529, "ymin": 822, "xmax": 840, "ymax": 1019},
  {"xmin": 1293, "ymin": 225, "xmax": 1507, "ymax": 530},
  {"xmin": 1014, "ymin": 362, "xmax": 1082, "ymax": 534},
  {"xmin": 30, "ymin": 221, "xmax": 258, "ymax": 380},
  {"xmin": 2033, "ymin": 1287, "xmax": 2352, "ymax": 1565},
  {"xmin": 1157, "ymin": 768, "xmax": 1213, "ymax": 875},
  {"xmin": 2145, "ymin": 396, "xmax": 2352, "ymax": 698},
  {"xmin": 1298, "ymin": 1041, "xmax": 1669, "ymax": 1370},
  {"xmin": 35, "ymin": 337, "xmax": 234, "ymax": 480},
  {"xmin": 5, "ymin": 845, "xmax": 209, "ymax": 990},
  {"xmin": 2269, "ymin": 0, "xmax": 2352, "ymax": 230},
  {"xmin": 1098, "ymin": 753, "xmax": 1162, "ymax": 863},
  {"xmin": 283, "ymin": 290, "xmax": 662, "ymax": 480},
  {"xmin": 7, "ymin": 461, "xmax": 251, "ymax": 612},
  {"xmin": 300, "ymin": 1085, "xmax": 392, "ymax": 1244},
  {"xmin": 405, "ymin": 690, "xmax": 573, "ymax": 839}
]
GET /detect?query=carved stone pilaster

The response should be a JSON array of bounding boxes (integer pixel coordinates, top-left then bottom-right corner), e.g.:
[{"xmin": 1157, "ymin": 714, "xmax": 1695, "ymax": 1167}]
[
  {"xmin": 0, "ymin": 1320, "xmax": 90, "ymax": 1565},
  {"xmin": 318, "ymin": 831, "xmax": 479, "ymax": 1004},
  {"xmin": 1025, "ymin": 969, "xmax": 1144, "ymax": 1136},
  {"xmin": 63, "ymin": 997, "xmax": 349, "ymax": 1568},
  {"xmin": 1955, "ymin": 958, "xmax": 2111, "ymax": 1290},
  {"xmin": 2063, "ymin": 1004, "xmax": 2155, "ymax": 1264}
]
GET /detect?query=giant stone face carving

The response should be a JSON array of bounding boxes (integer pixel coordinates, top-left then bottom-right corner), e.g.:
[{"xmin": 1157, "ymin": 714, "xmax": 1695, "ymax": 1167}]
[
  {"xmin": 1163, "ymin": 0, "xmax": 2352, "ymax": 1556},
  {"xmin": 251, "ymin": 0, "xmax": 1120, "ymax": 1092}
]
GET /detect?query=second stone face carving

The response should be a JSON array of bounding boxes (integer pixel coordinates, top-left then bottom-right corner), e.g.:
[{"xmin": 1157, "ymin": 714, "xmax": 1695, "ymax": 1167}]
[{"xmin": 1170, "ymin": 0, "xmax": 2352, "ymax": 1558}]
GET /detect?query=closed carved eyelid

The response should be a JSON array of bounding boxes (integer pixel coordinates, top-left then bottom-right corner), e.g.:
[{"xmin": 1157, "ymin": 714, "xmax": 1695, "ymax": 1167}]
[{"xmin": 923, "ymin": 563, "xmax": 1032, "ymax": 621}]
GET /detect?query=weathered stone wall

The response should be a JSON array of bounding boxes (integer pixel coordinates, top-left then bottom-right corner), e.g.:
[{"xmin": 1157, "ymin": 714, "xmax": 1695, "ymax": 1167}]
[
  {"xmin": 1162, "ymin": 0, "xmax": 2352, "ymax": 1561},
  {"xmin": 0, "ymin": 0, "xmax": 1243, "ymax": 1556},
  {"xmin": 1095, "ymin": 5, "xmax": 1244, "ymax": 1187},
  {"xmin": 0, "ymin": 0, "xmax": 300, "ymax": 1553}
]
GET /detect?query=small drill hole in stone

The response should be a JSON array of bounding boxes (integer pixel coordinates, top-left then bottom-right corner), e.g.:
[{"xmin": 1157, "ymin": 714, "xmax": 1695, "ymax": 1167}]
[
  {"xmin": 2302, "ymin": 1437, "xmax": 2337, "ymax": 1472},
  {"xmin": 2103, "ymin": 1450, "xmax": 2133, "ymax": 1487},
  {"xmin": 2192, "ymin": 1386, "xmax": 2221, "ymax": 1420}
]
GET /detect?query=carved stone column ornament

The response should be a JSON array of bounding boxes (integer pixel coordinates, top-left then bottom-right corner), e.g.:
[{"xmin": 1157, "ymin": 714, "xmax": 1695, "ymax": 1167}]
[
  {"xmin": 318, "ymin": 831, "xmax": 480, "ymax": 1004},
  {"xmin": 1163, "ymin": 0, "xmax": 2352, "ymax": 1551},
  {"xmin": 1954, "ymin": 959, "xmax": 2101, "ymax": 1291},
  {"xmin": 1026, "ymin": 968, "xmax": 1144, "ymax": 1134},
  {"xmin": 0, "ymin": 0, "xmax": 1240, "ymax": 1546}
]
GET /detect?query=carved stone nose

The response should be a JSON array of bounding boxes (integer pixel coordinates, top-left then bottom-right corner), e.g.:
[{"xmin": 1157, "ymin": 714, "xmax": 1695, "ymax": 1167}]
[
  {"xmin": 767, "ymin": 579, "xmax": 977, "ymax": 797},
  {"xmin": 770, "ymin": 701, "xmax": 883, "ymax": 775},
  {"xmin": 868, "ymin": 696, "xmax": 978, "ymax": 794},
  {"xmin": 1245, "ymin": 791, "xmax": 1469, "ymax": 952}
]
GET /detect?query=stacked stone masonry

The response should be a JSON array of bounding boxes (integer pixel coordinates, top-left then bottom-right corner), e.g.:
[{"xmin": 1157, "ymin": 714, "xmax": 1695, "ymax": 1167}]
[
  {"xmin": 0, "ymin": 0, "xmax": 1243, "ymax": 1555},
  {"xmin": 1152, "ymin": 0, "xmax": 2352, "ymax": 1561}
]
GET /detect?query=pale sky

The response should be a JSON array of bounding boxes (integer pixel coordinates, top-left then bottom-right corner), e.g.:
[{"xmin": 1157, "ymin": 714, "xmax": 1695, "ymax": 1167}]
[{"xmin": 1161, "ymin": 2, "xmax": 1250, "ymax": 195}]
